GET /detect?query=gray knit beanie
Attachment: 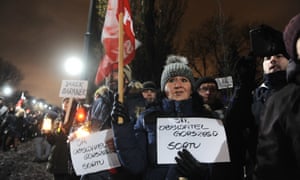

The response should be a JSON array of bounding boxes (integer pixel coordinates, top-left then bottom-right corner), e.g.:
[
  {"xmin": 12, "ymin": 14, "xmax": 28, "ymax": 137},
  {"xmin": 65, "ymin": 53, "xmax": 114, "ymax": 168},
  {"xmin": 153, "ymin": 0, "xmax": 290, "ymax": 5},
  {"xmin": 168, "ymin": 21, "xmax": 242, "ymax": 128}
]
[{"xmin": 160, "ymin": 55, "xmax": 195, "ymax": 92}]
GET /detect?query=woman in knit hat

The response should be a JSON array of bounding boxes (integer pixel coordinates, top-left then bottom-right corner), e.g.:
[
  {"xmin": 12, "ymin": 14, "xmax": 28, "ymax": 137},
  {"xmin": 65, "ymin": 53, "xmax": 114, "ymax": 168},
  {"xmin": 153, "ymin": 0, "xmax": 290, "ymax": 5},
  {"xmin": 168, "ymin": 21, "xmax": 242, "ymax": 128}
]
[
  {"xmin": 253, "ymin": 13, "xmax": 300, "ymax": 180},
  {"xmin": 111, "ymin": 55, "xmax": 237, "ymax": 180}
]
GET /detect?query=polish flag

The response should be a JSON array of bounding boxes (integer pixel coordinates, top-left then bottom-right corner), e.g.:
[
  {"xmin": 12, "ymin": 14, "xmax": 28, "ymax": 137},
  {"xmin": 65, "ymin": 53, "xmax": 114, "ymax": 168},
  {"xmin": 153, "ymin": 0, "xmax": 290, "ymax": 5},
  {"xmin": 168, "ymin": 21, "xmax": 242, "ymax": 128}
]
[{"xmin": 95, "ymin": 0, "xmax": 138, "ymax": 85}]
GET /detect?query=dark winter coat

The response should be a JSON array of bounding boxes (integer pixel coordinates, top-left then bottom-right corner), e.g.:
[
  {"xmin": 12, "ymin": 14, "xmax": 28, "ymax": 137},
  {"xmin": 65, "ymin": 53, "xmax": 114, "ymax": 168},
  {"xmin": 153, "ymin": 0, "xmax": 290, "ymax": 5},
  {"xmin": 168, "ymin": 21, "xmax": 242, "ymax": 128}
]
[
  {"xmin": 46, "ymin": 101, "xmax": 78, "ymax": 178},
  {"xmin": 253, "ymin": 63, "xmax": 300, "ymax": 180},
  {"xmin": 225, "ymin": 71, "xmax": 287, "ymax": 180},
  {"xmin": 113, "ymin": 93, "xmax": 236, "ymax": 180},
  {"xmin": 46, "ymin": 131, "xmax": 72, "ymax": 174},
  {"xmin": 83, "ymin": 89, "xmax": 141, "ymax": 180}
]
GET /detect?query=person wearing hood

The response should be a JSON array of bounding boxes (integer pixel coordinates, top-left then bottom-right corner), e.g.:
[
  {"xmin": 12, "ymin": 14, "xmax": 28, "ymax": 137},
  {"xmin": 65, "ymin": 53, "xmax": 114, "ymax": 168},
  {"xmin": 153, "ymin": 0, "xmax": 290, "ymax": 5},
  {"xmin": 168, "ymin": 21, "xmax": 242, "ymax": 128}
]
[{"xmin": 253, "ymin": 13, "xmax": 300, "ymax": 180}]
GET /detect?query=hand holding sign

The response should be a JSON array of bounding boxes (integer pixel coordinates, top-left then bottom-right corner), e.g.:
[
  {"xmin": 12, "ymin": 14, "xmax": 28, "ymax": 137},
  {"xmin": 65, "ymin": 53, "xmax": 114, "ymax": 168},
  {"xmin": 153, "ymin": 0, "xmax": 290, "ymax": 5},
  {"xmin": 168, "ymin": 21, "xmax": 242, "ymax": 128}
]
[
  {"xmin": 175, "ymin": 149, "xmax": 208, "ymax": 179},
  {"xmin": 70, "ymin": 129, "xmax": 120, "ymax": 175},
  {"xmin": 157, "ymin": 117, "xmax": 230, "ymax": 164}
]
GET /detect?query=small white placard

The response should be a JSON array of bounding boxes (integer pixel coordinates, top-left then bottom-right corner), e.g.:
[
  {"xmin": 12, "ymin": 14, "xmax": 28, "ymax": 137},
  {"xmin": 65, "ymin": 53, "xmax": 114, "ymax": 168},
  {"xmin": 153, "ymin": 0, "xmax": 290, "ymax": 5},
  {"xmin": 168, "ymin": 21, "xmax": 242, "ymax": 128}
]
[
  {"xmin": 70, "ymin": 129, "xmax": 121, "ymax": 175},
  {"xmin": 59, "ymin": 80, "xmax": 88, "ymax": 99},
  {"xmin": 157, "ymin": 117, "xmax": 230, "ymax": 164},
  {"xmin": 215, "ymin": 76, "xmax": 233, "ymax": 89}
]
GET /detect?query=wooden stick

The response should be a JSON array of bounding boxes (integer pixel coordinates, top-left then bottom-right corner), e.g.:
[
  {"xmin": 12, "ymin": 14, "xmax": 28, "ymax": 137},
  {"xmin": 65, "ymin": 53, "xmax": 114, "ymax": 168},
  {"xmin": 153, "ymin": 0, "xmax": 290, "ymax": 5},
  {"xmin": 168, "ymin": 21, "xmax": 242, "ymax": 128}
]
[
  {"xmin": 64, "ymin": 97, "xmax": 73, "ymax": 125},
  {"xmin": 117, "ymin": 11, "xmax": 124, "ymax": 124}
]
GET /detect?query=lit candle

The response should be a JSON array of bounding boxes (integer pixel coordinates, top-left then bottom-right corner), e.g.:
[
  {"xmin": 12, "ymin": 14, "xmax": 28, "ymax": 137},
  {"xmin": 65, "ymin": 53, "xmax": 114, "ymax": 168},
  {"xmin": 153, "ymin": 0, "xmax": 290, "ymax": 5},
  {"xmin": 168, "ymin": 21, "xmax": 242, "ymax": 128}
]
[{"xmin": 41, "ymin": 117, "xmax": 52, "ymax": 131}]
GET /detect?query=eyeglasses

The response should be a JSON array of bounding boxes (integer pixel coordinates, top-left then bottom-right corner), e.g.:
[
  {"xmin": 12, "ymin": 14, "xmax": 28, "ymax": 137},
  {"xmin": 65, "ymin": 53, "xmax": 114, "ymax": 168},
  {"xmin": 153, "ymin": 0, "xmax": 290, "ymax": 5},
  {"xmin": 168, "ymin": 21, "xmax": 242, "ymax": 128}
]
[{"xmin": 198, "ymin": 87, "xmax": 217, "ymax": 93}]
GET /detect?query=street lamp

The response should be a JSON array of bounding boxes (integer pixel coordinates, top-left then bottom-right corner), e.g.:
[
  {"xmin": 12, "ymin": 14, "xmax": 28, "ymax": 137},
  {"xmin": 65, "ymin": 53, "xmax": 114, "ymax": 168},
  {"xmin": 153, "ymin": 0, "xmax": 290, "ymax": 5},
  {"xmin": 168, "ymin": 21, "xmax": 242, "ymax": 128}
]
[
  {"xmin": 2, "ymin": 85, "xmax": 13, "ymax": 97},
  {"xmin": 64, "ymin": 56, "xmax": 84, "ymax": 76}
]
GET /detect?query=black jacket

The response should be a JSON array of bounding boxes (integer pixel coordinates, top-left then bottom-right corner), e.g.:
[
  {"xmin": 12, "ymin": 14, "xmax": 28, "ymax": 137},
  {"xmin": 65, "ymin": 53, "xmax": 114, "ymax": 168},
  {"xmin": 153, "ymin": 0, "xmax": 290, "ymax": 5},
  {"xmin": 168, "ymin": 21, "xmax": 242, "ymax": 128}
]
[{"xmin": 254, "ymin": 62, "xmax": 300, "ymax": 180}]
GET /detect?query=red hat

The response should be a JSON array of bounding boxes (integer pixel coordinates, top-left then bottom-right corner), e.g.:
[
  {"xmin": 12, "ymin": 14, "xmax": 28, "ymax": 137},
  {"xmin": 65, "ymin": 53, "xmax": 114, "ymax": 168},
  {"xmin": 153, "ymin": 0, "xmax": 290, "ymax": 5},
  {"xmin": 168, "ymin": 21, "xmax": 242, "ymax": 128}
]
[{"xmin": 283, "ymin": 13, "xmax": 300, "ymax": 61}]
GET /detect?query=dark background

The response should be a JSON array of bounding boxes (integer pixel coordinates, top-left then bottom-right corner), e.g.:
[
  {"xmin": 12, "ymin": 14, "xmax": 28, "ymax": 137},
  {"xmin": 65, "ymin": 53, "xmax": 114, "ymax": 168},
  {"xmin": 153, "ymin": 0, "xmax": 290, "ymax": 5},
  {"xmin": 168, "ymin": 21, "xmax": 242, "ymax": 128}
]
[{"xmin": 0, "ymin": 0, "xmax": 299, "ymax": 106}]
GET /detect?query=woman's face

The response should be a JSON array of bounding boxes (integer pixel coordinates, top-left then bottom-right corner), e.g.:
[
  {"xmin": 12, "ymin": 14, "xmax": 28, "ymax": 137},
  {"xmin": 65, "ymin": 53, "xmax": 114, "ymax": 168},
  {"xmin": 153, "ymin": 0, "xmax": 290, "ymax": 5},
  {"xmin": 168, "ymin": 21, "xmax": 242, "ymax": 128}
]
[{"xmin": 164, "ymin": 76, "xmax": 192, "ymax": 101}]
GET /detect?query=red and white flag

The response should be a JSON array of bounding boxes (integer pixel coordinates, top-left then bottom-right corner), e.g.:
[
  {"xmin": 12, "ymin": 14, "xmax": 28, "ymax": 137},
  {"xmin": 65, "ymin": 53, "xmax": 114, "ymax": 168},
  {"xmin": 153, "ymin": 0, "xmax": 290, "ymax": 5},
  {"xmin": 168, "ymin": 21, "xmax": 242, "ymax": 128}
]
[{"xmin": 95, "ymin": 0, "xmax": 138, "ymax": 85}]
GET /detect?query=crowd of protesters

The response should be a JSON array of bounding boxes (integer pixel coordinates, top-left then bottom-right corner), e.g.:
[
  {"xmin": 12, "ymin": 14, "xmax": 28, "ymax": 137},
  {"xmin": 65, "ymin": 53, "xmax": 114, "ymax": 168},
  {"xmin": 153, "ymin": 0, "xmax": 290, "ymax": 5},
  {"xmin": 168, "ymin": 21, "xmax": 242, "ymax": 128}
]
[
  {"xmin": 0, "ymin": 13, "xmax": 299, "ymax": 180},
  {"xmin": 0, "ymin": 96, "xmax": 66, "ymax": 165},
  {"xmin": 0, "ymin": 98, "xmax": 43, "ymax": 153}
]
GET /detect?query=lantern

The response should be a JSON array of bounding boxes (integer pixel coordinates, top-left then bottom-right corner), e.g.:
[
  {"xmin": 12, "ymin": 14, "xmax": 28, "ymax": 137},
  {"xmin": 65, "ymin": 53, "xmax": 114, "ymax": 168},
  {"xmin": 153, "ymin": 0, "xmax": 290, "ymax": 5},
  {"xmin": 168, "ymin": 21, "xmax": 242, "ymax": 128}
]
[{"xmin": 41, "ymin": 117, "xmax": 52, "ymax": 131}]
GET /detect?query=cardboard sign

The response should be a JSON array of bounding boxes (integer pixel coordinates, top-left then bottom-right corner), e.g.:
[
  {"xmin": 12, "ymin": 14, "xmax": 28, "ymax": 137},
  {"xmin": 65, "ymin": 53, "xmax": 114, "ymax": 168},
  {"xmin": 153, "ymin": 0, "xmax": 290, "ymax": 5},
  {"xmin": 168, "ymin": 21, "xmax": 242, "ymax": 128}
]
[
  {"xmin": 215, "ymin": 76, "xmax": 233, "ymax": 89},
  {"xmin": 70, "ymin": 129, "xmax": 121, "ymax": 175},
  {"xmin": 157, "ymin": 117, "xmax": 230, "ymax": 164},
  {"xmin": 59, "ymin": 80, "xmax": 88, "ymax": 99}
]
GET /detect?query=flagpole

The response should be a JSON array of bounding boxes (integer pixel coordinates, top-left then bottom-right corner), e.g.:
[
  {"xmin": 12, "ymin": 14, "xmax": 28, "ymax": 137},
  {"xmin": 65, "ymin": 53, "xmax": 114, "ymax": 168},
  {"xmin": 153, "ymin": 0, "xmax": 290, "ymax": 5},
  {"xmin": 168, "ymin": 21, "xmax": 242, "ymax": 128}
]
[{"xmin": 117, "ymin": 1, "xmax": 124, "ymax": 124}]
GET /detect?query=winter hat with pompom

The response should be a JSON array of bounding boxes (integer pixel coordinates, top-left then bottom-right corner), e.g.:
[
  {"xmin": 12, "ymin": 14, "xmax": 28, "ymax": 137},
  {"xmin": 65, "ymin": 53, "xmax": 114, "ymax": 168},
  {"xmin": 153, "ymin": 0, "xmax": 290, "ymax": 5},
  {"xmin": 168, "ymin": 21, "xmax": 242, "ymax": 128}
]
[{"xmin": 160, "ymin": 55, "xmax": 195, "ymax": 92}]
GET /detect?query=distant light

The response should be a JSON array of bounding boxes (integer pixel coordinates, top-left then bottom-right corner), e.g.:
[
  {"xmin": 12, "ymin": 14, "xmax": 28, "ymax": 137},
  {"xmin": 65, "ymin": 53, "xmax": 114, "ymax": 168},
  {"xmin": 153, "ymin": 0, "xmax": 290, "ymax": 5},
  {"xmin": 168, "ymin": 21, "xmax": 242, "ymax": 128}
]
[
  {"xmin": 64, "ymin": 57, "xmax": 83, "ymax": 76},
  {"xmin": 32, "ymin": 99, "xmax": 37, "ymax": 104},
  {"xmin": 2, "ymin": 85, "xmax": 13, "ymax": 96}
]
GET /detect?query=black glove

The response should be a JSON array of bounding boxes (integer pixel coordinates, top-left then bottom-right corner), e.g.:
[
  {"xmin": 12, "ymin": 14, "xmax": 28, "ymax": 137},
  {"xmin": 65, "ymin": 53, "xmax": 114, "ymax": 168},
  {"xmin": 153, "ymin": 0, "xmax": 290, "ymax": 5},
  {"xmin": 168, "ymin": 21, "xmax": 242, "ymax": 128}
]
[
  {"xmin": 235, "ymin": 55, "xmax": 256, "ymax": 89},
  {"xmin": 111, "ymin": 93, "xmax": 130, "ymax": 124},
  {"xmin": 175, "ymin": 149, "xmax": 208, "ymax": 180}
]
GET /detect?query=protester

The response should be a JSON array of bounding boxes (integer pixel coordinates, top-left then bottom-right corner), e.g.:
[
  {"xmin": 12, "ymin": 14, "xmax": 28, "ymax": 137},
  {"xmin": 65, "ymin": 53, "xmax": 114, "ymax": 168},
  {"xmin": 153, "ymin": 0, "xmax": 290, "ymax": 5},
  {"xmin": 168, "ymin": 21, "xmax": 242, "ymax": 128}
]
[
  {"xmin": 0, "ymin": 96, "xmax": 8, "ymax": 150},
  {"xmin": 195, "ymin": 77, "xmax": 225, "ymax": 119},
  {"xmin": 45, "ymin": 97, "xmax": 80, "ymax": 180},
  {"xmin": 126, "ymin": 80, "xmax": 146, "ymax": 121},
  {"xmin": 253, "ymin": 13, "xmax": 300, "ymax": 180},
  {"xmin": 0, "ymin": 96, "xmax": 8, "ymax": 121},
  {"xmin": 0, "ymin": 105, "xmax": 15, "ymax": 151},
  {"xmin": 89, "ymin": 85, "xmax": 112, "ymax": 131},
  {"xmin": 80, "ymin": 64, "xmax": 140, "ymax": 180},
  {"xmin": 111, "ymin": 55, "xmax": 236, "ymax": 180},
  {"xmin": 225, "ymin": 25, "xmax": 290, "ymax": 180},
  {"xmin": 32, "ymin": 111, "xmax": 51, "ymax": 163},
  {"xmin": 3, "ymin": 108, "xmax": 26, "ymax": 151},
  {"xmin": 141, "ymin": 81, "xmax": 159, "ymax": 108}
]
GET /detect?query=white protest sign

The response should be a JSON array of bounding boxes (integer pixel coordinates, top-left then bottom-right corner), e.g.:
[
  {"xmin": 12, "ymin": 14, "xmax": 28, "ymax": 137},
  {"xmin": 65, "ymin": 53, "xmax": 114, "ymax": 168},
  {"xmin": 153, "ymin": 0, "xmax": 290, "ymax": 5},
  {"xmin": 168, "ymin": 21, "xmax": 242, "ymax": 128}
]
[
  {"xmin": 70, "ymin": 129, "xmax": 121, "ymax": 175},
  {"xmin": 59, "ymin": 80, "xmax": 88, "ymax": 99},
  {"xmin": 215, "ymin": 76, "xmax": 233, "ymax": 89},
  {"xmin": 157, "ymin": 117, "xmax": 230, "ymax": 164}
]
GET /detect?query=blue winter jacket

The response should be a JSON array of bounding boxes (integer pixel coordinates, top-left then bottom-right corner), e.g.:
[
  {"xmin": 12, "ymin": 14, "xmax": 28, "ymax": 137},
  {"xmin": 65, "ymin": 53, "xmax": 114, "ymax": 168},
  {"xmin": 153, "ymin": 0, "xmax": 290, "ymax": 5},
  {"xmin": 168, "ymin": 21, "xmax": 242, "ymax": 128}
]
[{"xmin": 112, "ymin": 93, "xmax": 225, "ymax": 180}]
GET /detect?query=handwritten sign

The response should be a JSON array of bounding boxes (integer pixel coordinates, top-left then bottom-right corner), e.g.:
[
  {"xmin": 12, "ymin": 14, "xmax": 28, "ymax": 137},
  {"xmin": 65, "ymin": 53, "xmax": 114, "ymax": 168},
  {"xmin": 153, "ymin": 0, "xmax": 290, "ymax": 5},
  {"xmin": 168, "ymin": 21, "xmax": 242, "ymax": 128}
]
[
  {"xmin": 157, "ymin": 117, "xmax": 230, "ymax": 164},
  {"xmin": 70, "ymin": 129, "xmax": 121, "ymax": 175},
  {"xmin": 215, "ymin": 76, "xmax": 233, "ymax": 89},
  {"xmin": 59, "ymin": 80, "xmax": 88, "ymax": 99}
]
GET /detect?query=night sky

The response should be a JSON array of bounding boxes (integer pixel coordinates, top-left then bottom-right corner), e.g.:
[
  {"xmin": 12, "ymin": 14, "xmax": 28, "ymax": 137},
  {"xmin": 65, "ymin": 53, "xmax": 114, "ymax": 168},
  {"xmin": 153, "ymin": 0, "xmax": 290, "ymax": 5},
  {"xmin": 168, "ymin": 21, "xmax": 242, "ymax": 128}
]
[{"xmin": 0, "ymin": 0, "xmax": 299, "ymax": 106}]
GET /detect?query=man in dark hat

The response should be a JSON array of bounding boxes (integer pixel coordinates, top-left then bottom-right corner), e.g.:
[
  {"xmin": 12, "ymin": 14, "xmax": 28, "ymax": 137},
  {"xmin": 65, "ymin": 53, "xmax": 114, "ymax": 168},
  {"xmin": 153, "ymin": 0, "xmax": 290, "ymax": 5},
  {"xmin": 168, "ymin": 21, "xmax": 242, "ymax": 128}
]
[
  {"xmin": 253, "ymin": 13, "xmax": 300, "ymax": 180},
  {"xmin": 141, "ymin": 81, "xmax": 158, "ymax": 107},
  {"xmin": 225, "ymin": 24, "xmax": 290, "ymax": 180}
]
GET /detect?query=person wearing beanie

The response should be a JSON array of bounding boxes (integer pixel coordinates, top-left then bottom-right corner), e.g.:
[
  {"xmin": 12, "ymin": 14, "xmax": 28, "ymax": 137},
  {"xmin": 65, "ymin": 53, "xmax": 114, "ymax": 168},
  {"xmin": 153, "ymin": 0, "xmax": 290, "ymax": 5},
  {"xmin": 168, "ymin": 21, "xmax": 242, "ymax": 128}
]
[
  {"xmin": 160, "ymin": 55, "xmax": 195, "ymax": 92},
  {"xmin": 253, "ymin": 13, "xmax": 300, "ymax": 180},
  {"xmin": 111, "ymin": 55, "xmax": 238, "ymax": 180},
  {"xmin": 141, "ymin": 81, "xmax": 159, "ymax": 107},
  {"xmin": 284, "ymin": 13, "xmax": 300, "ymax": 82}
]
